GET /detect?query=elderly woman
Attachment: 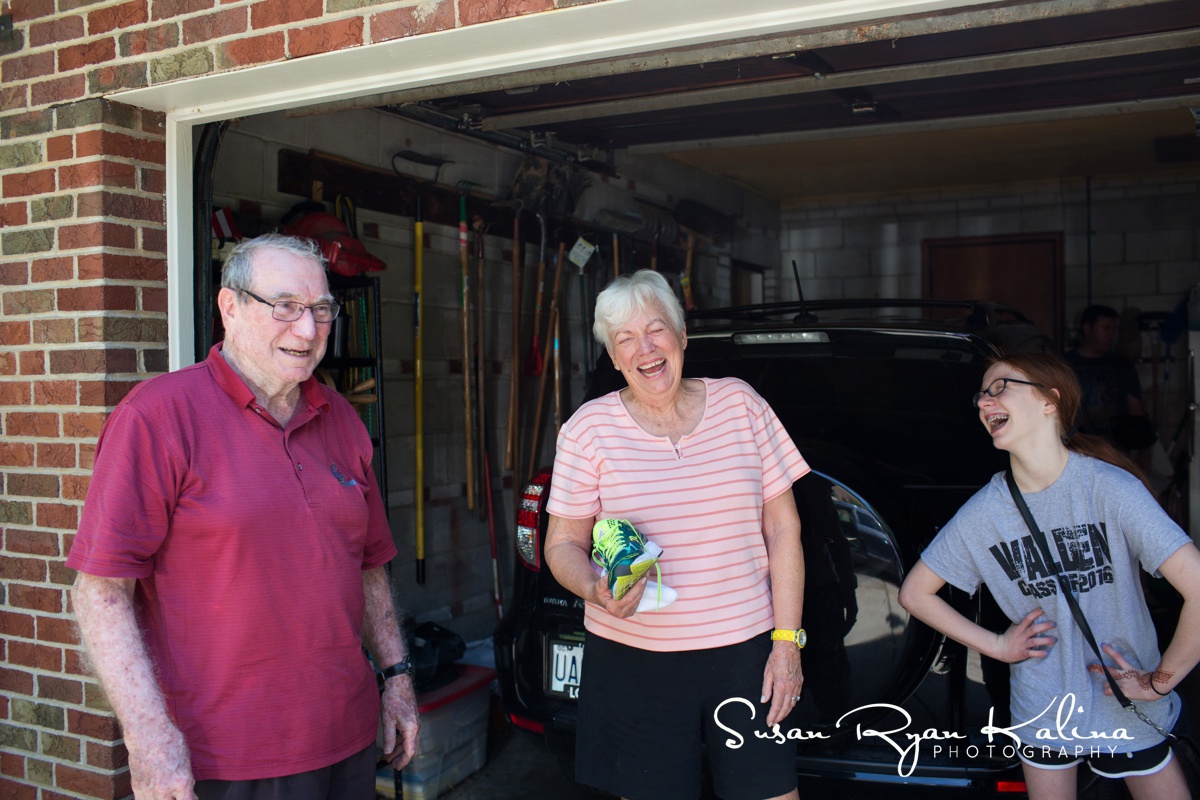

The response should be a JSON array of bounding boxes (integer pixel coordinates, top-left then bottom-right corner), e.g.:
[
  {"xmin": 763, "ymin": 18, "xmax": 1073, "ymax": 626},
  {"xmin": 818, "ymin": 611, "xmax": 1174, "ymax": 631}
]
[{"xmin": 544, "ymin": 270, "xmax": 809, "ymax": 800}]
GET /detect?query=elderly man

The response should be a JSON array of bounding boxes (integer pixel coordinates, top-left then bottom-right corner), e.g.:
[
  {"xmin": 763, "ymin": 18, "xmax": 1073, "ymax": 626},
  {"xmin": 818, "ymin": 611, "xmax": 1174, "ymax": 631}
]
[{"xmin": 69, "ymin": 234, "xmax": 418, "ymax": 800}]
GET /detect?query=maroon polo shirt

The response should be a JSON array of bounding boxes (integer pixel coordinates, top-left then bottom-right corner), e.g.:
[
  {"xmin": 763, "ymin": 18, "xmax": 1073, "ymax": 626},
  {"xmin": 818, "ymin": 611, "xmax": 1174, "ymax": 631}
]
[{"xmin": 69, "ymin": 344, "xmax": 397, "ymax": 781}]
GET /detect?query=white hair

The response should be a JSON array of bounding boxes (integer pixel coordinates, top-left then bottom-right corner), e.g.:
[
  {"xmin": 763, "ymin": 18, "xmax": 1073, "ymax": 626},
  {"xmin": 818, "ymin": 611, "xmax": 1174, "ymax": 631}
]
[{"xmin": 592, "ymin": 270, "xmax": 685, "ymax": 352}]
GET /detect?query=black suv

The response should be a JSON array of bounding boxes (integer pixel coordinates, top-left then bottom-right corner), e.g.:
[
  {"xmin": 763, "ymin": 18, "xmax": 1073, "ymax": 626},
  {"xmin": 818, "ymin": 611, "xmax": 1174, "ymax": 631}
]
[{"xmin": 494, "ymin": 300, "xmax": 1054, "ymax": 797}]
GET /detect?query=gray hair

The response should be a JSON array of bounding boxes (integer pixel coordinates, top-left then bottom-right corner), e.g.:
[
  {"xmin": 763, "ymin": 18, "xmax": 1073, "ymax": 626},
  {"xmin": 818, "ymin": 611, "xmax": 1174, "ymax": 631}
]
[
  {"xmin": 593, "ymin": 269, "xmax": 685, "ymax": 352},
  {"xmin": 220, "ymin": 233, "xmax": 326, "ymax": 292}
]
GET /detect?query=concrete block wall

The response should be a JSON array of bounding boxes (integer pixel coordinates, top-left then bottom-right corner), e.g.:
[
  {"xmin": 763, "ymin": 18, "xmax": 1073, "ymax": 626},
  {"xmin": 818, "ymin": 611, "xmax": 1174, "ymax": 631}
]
[
  {"xmin": 779, "ymin": 171, "xmax": 1200, "ymax": 442},
  {"xmin": 1, "ymin": 2, "xmax": 600, "ymax": 798}
]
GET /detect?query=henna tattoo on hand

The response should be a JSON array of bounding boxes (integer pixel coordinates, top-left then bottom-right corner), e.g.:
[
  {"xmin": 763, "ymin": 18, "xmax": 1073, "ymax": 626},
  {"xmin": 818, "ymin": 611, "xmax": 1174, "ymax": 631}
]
[{"xmin": 1152, "ymin": 669, "xmax": 1175, "ymax": 685}]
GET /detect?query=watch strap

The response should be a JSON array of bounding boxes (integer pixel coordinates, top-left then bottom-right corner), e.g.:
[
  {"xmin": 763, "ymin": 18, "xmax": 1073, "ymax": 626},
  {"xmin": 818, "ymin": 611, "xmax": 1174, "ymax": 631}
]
[
  {"xmin": 379, "ymin": 659, "xmax": 415, "ymax": 681},
  {"xmin": 770, "ymin": 628, "xmax": 806, "ymax": 648}
]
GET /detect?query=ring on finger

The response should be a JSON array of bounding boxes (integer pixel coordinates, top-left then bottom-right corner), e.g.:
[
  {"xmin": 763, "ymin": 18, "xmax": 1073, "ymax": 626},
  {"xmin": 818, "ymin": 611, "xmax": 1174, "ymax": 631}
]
[{"xmin": 791, "ymin": 695, "xmax": 801, "ymax": 702}]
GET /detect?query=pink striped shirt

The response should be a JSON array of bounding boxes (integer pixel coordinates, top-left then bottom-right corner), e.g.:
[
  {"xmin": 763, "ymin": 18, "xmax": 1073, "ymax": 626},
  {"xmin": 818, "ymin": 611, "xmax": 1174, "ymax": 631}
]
[{"xmin": 547, "ymin": 377, "xmax": 809, "ymax": 651}]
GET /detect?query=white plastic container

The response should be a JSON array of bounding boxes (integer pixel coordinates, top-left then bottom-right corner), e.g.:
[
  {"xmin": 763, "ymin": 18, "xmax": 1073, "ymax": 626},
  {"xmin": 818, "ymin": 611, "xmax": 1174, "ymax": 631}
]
[{"xmin": 399, "ymin": 663, "xmax": 495, "ymax": 800}]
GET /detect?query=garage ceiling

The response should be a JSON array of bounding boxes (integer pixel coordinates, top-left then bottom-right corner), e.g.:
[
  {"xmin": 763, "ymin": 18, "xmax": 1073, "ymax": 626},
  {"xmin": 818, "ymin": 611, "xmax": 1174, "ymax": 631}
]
[{"xmin": 380, "ymin": 0, "xmax": 1200, "ymax": 206}]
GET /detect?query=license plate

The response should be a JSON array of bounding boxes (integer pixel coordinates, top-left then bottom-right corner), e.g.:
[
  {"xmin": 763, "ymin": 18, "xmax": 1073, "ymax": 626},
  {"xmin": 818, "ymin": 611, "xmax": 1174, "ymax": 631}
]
[{"xmin": 548, "ymin": 640, "xmax": 584, "ymax": 699}]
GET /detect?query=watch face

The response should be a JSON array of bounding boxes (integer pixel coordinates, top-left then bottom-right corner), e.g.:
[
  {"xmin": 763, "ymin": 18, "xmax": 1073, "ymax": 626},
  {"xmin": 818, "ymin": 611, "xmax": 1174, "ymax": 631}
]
[{"xmin": 797, "ymin": 629, "xmax": 807, "ymax": 647}]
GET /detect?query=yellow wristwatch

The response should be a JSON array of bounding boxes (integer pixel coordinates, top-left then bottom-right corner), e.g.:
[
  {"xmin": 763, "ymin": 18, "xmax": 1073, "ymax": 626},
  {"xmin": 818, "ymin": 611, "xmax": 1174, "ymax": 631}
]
[{"xmin": 771, "ymin": 628, "xmax": 807, "ymax": 649}]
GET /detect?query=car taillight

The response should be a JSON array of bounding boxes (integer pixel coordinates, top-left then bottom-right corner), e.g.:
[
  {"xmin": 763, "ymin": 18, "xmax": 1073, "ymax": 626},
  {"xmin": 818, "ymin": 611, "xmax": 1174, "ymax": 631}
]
[
  {"xmin": 996, "ymin": 780, "xmax": 1027, "ymax": 793},
  {"xmin": 516, "ymin": 471, "xmax": 551, "ymax": 571}
]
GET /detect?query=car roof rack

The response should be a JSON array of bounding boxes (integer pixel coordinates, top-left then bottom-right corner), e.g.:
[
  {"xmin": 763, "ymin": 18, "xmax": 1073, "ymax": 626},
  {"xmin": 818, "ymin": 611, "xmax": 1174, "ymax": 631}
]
[{"xmin": 686, "ymin": 299, "xmax": 1036, "ymax": 330}]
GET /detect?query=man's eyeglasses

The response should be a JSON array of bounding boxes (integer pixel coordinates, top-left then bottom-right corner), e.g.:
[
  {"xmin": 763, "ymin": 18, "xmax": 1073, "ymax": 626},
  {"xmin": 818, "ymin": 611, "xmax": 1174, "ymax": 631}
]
[
  {"xmin": 972, "ymin": 377, "xmax": 1045, "ymax": 408},
  {"xmin": 240, "ymin": 289, "xmax": 340, "ymax": 323}
]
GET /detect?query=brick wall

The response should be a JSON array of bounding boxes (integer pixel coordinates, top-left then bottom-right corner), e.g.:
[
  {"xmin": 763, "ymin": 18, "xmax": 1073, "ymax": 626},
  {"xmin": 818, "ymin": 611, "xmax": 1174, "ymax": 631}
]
[{"xmin": 0, "ymin": 2, "xmax": 578, "ymax": 798}]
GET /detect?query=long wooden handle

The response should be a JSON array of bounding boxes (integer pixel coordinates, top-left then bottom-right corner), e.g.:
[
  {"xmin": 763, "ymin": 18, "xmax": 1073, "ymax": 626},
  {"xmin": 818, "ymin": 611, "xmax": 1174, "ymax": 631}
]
[
  {"xmin": 505, "ymin": 213, "xmax": 521, "ymax": 472},
  {"xmin": 460, "ymin": 198, "xmax": 475, "ymax": 512},
  {"xmin": 475, "ymin": 216, "xmax": 487, "ymax": 521}
]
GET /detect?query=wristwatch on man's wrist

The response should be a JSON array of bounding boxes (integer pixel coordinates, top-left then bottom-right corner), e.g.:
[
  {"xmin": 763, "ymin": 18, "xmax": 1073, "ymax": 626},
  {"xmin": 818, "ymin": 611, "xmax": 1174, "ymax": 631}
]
[
  {"xmin": 771, "ymin": 628, "xmax": 807, "ymax": 649},
  {"xmin": 379, "ymin": 659, "xmax": 415, "ymax": 681}
]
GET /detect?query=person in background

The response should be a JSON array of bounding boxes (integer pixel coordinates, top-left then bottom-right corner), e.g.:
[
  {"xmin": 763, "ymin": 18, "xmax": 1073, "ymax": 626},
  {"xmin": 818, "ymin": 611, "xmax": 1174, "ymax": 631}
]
[
  {"xmin": 544, "ymin": 269, "xmax": 809, "ymax": 800},
  {"xmin": 69, "ymin": 234, "xmax": 419, "ymax": 800},
  {"xmin": 1065, "ymin": 304, "xmax": 1146, "ymax": 443},
  {"xmin": 899, "ymin": 352, "xmax": 1200, "ymax": 800}
]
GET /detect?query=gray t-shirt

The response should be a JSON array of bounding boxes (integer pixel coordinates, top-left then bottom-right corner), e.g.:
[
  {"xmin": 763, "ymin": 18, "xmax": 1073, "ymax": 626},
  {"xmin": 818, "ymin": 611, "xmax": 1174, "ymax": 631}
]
[{"xmin": 922, "ymin": 452, "xmax": 1190, "ymax": 752}]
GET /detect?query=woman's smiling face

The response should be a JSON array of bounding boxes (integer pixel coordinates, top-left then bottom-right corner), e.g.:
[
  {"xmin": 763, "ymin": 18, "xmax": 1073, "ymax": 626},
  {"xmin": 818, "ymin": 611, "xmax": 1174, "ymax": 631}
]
[
  {"xmin": 976, "ymin": 362, "xmax": 1055, "ymax": 449},
  {"xmin": 609, "ymin": 303, "xmax": 686, "ymax": 404}
]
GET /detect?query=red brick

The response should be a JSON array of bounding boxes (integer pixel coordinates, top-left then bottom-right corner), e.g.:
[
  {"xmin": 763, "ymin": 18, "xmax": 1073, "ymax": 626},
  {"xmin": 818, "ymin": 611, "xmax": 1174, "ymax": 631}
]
[
  {"xmin": 0, "ymin": 321, "xmax": 31, "ymax": 347},
  {"xmin": 29, "ymin": 14, "xmax": 84, "ymax": 47},
  {"xmin": 220, "ymin": 32, "xmax": 285, "ymax": 68},
  {"xmin": 5, "ymin": 411, "xmax": 58, "ymax": 437},
  {"xmin": 50, "ymin": 348, "xmax": 136, "ymax": 376},
  {"xmin": 58, "ymin": 37, "xmax": 118, "ymax": 73},
  {"xmin": 7, "ymin": 472, "xmax": 60, "ymax": 498},
  {"xmin": 37, "ymin": 443, "xmax": 76, "ymax": 468},
  {"xmin": 46, "ymin": 136, "xmax": 74, "ymax": 161},
  {"xmin": 0, "ymin": 380, "xmax": 30, "ymax": 405},
  {"xmin": 77, "ymin": 253, "xmax": 164, "ymax": 281},
  {"xmin": 0, "ymin": 610, "xmax": 36, "ymax": 638},
  {"xmin": 371, "ymin": 1, "xmax": 454, "ymax": 42},
  {"xmin": 0, "ymin": 202, "xmax": 28, "ymax": 227},
  {"xmin": 59, "ymin": 222, "xmax": 138, "ymax": 251},
  {"xmin": 289, "ymin": 17, "xmax": 363, "ymax": 58},
  {"xmin": 57, "ymin": 761, "xmax": 132, "ymax": 799},
  {"xmin": 6, "ymin": 528, "xmax": 60, "ymax": 556},
  {"xmin": 152, "ymin": 0, "xmax": 214, "ymax": 19},
  {"xmin": 0, "ymin": 556, "xmax": 46, "ymax": 582},
  {"xmin": 142, "ymin": 227, "xmax": 167, "ymax": 254},
  {"xmin": 77, "ymin": 190, "xmax": 164, "ymax": 224},
  {"xmin": 2, "ymin": 169, "xmax": 56, "ymax": 198},
  {"xmin": 68, "ymin": 709, "xmax": 120, "ymax": 740},
  {"xmin": 142, "ymin": 286, "xmax": 168, "ymax": 312},
  {"xmin": 0, "ymin": 751, "xmax": 23, "ymax": 778},
  {"xmin": 86, "ymin": 740, "xmax": 128, "ymax": 770},
  {"xmin": 38, "ymin": 502, "xmax": 80, "ymax": 530},
  {"xmin": 0, "ymin": 352, "xmax": 17, "ymax": 376},
  {"xmin": 32, "ymin": 318, "xmax": 79, "ymax": 345},
  {"xmin": 74, "ymin": 130, "xmax": 164, "ymax": 164},
  {"xmin": 0, "ymin": 261, "xmax": 30, "ymax": 286},
  {"xmin": 58, "ymin": 160, "xmax": 137, "ymax": 191},
  {"xmin": 79, "ymin": 443, "xmax": 97, "ymax": 470},
  {"xmin": 57, "ymin": 285, "xmax": 138, "ymax": 312},
  {"xmin": 0, "ymin": 441, "xmax": 36, "ymax": 467},
  {"xmin": 183, "ymin": 6, "xmax": 246, "ymax": 44},
  {"xmin": 0, "ymin": 666, "xmax": 35, "ymax": 695},
  {"xmin": 9, "ymin": 587, "xmax": 62, "ymax": 617},
  {"xmin": 1, "ymin": 51, "xmax": 55, "ymax": 82},
  {"xmin": 0, "ymin": 84, "xmax": 28, "ymax": 112},
  {"xmin": 18, "ymin": 350, "xmax": 46, "ymax": 375},
  {"xmin": 38, "ymin": 676, "xmax": 82, "ymax": 706},
  {"xmin": 30, "ymin": 73, "xmax": 87, "ymax": 107},
  {"xmin": 8, "ymin": 639, "xmax": 63, "ymax": 671},
  {"xmin": 3, "ymin": 288, "xmax": 54, "ymax": 315},
  {"xmin": 35, "ymin": 380, "xmax": 78, "ymax": 406},
  {"xmin": 90, "ymin": 0, "xmax": 149, "ymax": 35},
  {"xmin": 0, "ymin": 777, "xmax": 36, "ymax": 800},
  {"xmin": 251, "ymin": 0, "xmax": 320, "ymax": 29},
  {"xmin": 37, "ymin": 615, "xmax": 81, "ymax": 645},
  {"xmin": 49, "ymin": 559, "xmax": 76, "ymax": 588},
  {"xmin": 141, "ymin": 166, "xmax": 166, "ymax": 195},
  {"xmin": 79, "ymin": 380, "xmax": 137, "ymax": 406},
  {"xmin": 62, "ymin": 474, "xmax": 91, "ymax": 501},
  {"xmin": 31, "ymin": 256, "xmax": 75, "ymax": 283},
  {"xmin": 118, "ymin": 22, "xmax": 178, "ymax": 56},
  {"xmin": 62, "ymin": 412, "xmax": 108, "ymax": 438},
  {"xmin": 461, "ymin": 0, "xmax": 552, "ymax": 25}
]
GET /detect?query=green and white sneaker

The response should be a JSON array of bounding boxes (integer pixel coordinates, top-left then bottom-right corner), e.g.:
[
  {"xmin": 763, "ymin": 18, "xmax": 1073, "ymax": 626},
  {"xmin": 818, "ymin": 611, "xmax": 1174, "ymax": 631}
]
[{"xmin": 591, "ymin": 518, "xmax": 663, "ymax": 600}]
